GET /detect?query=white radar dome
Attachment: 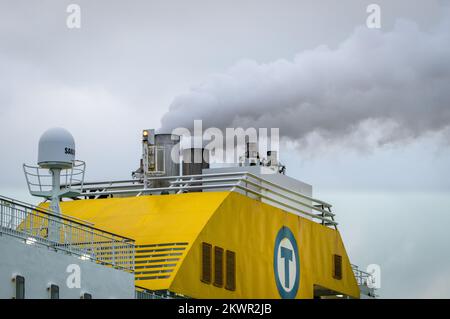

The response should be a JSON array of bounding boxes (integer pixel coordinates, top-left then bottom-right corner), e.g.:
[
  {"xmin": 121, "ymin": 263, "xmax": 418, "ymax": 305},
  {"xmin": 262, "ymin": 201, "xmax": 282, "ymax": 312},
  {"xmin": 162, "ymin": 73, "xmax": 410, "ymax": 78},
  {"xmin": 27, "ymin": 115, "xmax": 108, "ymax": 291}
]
[{"xmin": 38, "ymin": 127, "xmax": 76, "ymax": 169}]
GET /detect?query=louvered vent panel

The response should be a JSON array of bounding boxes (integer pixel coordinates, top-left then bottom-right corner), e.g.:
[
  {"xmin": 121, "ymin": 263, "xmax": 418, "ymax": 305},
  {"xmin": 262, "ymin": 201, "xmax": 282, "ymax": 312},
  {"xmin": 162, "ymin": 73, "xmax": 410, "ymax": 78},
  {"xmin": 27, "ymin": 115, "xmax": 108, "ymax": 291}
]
[
  {"xmin": 134, "ymin": 242, "xmax": 188, "ymax": 281},
  {"xmin": 333, "ymin": 254, "xmax": 343, "ymax": 280},
  {"xmin": 213, "ymin": 246, "xmax": 224, "ymax": 287},
  {"xmin": 225, "ymin": 250, "xmax": 236, "ymax": 291},
  {"xmin": 201, "ymin": 242, "xmax": 212, "ymax": 284}
]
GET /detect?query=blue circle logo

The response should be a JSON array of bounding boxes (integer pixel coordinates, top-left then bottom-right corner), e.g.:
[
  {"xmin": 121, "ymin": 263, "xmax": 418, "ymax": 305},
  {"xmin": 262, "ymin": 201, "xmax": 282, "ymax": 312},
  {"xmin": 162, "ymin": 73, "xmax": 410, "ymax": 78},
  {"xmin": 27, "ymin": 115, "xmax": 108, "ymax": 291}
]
[{"xmin": 273, "ymin": 226, "xmax": 300, "ymax": 299}]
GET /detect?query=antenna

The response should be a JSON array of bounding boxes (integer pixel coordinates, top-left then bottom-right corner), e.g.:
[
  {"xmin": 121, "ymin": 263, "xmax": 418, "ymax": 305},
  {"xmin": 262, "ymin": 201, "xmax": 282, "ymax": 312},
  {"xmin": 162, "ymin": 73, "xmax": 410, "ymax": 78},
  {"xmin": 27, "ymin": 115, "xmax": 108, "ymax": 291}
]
[{"xmin": 23, "ymin": 128, "xmax": 85, "ymax": 242}]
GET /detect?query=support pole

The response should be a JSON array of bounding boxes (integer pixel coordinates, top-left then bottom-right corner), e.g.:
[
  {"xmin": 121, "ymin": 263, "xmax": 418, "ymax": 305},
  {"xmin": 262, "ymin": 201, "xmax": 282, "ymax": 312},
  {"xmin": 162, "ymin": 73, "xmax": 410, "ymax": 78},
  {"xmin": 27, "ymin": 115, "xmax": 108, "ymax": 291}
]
[
  {"xmin": 143, "ymin": 140, "xmax": 149, "ymax": 189},
  {"xmin": 48, "ymin": 168, "xmax": 61, "ymax": 243}
]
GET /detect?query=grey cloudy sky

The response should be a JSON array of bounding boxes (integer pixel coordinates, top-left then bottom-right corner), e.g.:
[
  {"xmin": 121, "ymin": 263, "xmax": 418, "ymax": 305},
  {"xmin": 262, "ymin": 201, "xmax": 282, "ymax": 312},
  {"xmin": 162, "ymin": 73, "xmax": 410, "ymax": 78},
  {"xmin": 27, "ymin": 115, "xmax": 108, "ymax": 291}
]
[{"xmin": 1, "ymin": 0, "xmax": 449, "ymax": 298}]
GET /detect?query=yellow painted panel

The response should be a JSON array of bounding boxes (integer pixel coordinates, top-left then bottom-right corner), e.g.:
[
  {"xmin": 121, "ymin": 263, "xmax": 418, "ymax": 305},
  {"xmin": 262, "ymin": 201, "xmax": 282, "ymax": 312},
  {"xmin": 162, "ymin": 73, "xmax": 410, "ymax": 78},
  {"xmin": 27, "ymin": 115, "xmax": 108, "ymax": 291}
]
[
  {"xmin": 48, "ymin": 192, "xmax": 228, "ymax": 243},
  {"xmin": 39, "ymin": 190, "xmax": 358, "ymax": 298},
  {"xmin": 40, "ymin": 192, "xmax": 229, "ymax": 291},
  {"xmin": 170, "ymin": 192, "xmax": 359, "ymax": 299}
]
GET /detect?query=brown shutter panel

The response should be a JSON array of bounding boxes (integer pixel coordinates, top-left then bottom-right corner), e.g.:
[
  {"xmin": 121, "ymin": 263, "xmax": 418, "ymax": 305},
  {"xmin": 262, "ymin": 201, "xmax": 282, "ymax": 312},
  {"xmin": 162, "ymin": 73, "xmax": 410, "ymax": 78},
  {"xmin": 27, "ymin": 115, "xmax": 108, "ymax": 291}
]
[
  {"xmin": 213, "ymin": 246, "xmax": 224, "ymax": 287},
  {"xmin": 225, "ymin": 250, "xmax": 236, "ymax": 291},
  {"xmin": 201, "ymin": 242, "xmax": 212, "ymax": 284},
  {"xmin": 333, "ymin": 254, "xmax": 343, "ymax": 280}
]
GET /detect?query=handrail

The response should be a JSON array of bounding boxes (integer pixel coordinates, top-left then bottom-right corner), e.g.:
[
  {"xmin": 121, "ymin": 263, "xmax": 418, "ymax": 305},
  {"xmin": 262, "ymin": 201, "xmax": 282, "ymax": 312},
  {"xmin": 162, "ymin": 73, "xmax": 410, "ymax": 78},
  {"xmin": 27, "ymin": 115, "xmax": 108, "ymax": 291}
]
[
  {"xmin": 0, "ymin": 195, "xmax": 135, "ymax": 272},
  {"xmin": 351, "ymin": 264, "xmax": 375, "ymax": 288},
  {"xmin": 169, "ymin": 175, "xmax": 334, "ymax": 217},
  {"xmin": 66, "ymin": 171, "xmax": 251, "ymax": 187},
  {"xmin": 234, "ymin": 184, "xmax": 337, "ymax": 225},
  {"xmin": 68, "ymin": 171, "xmax": 338, "ymax": 226},
  {"xmin": 0, "ymin": 195, "xmax": 134, "ymax": 240},
  {"xmin": 244, "ymin": 172, "xmax": 332, "ymax": 208},
  {"xmin": 135, "ymin": 286, "xmax": 188, "ymax": 299},
  {"xmin": 81, "ymin": 181, "xmax": 333, "ymax": 224},
  {"xmin": 0, "ymin": 195, "xmax": 95, "ymax": 226},
  {"xmin": 23, "ymin": 160, "xmax": 85, "ymax": 198},
  {"xmin": 238, "ymin": 178, "xmax": 334, "ymax": 217}
]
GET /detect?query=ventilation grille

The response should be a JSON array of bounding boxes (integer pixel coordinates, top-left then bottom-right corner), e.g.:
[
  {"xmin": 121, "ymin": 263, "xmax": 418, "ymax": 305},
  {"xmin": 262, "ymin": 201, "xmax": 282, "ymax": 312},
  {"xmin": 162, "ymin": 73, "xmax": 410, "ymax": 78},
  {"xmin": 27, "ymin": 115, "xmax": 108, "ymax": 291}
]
[
  {"xmin": 201, "ymin": 243, "xmax": 237, "ymax": 291},
  {"xmin": 225, "ymin": 250, "xmax": 236, "ymax": 291},
  {"xmin": 134, "ymin": 242, "xmax": 188, "ymax": 281},
  {"xmin": 333, "ymin": 254, "xmax": 342, "ymax": 280},
  {"xmin": 214, "ymin": 246, "xmax": 224, "ymax": 287},
  {"xmin": 201, "ymin": 242, "xmax": 212, "ymax": 284}
]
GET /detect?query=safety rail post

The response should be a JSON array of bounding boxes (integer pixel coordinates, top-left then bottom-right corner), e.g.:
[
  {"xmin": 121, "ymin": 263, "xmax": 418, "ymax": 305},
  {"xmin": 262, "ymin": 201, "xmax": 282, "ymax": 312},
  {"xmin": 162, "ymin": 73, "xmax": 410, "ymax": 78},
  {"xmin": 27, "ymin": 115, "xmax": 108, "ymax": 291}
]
[
  {"xmin": 0, "ymin": 201, "xmax": 3, "ymax": 235},
  {"xmin": 112, "ymin": 239, "xmax": 116, "ymax": 267},
  {"xmin": 90, "ymin": 227, "xmax": 94, "ymax": 260},
  {"xmin": 7, "ymin": 205, "xmax": 12, "ymax": 228},
  {"xmin": 132, "ymin": 241, "xmax": 135, "ymax": 271},
  {"xmin": 13, "ymin": 204, "xmax": 17, "ymax": 232},
  {"xmin": 67, "ymin": 220, "xmax": 72, "ymax": 253}
]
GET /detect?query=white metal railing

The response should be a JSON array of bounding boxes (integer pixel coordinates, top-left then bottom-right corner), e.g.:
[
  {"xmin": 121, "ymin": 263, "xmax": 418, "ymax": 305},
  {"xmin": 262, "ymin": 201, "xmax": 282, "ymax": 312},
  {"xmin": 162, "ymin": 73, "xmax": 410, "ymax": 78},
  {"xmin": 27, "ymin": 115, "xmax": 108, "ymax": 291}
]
[
  {"xmin": 135, "ymin": 286, "xmax": 188, "ymax": 299},
  {"xmin": 352, "ymin": 264, "xmax": 376, "ymax": 288},
  {"xmin": 352, "ymin": 264, "xmax": 378, "ymax": 297},
  {"xmin": 23, "ymin": 160, "xmax": 86, "ymax": 198},
  {"xmin": 135, "ymin": 287, "xmax": 169, "ymax": 299},
  {"xmin": 68, "ymin": 172, "xmax": 337, "ymax": 227},
  {"xmin": 0, "ymin": 195, "xmax": 135, "ymax": 272}
]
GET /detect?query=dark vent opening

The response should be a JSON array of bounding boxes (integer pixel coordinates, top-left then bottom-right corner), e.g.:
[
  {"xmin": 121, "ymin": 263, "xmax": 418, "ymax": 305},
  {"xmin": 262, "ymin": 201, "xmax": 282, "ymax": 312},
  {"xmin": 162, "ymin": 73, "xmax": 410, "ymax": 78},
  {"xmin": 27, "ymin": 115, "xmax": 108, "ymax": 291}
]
[
  {"xmin": 333, "ymin": 254, "xmax": 343, "ymax": 280},
  {"xmin": 81, "ymin": 292, "xmax": 92, "ymax": 299},
  {"xmin": 214, "ymin": 246, "xmax": 224, "ymax": 287},
  {"xmin": 14, "ymin": 275, "xmax": 25, "ymax": 299},
  {"xmin": 49, "ymin": 284, "xmax": 59, "ymax": 299},
  {"xmin": 225, "ymin": 250, "xmax": 236, "ymax": 291},
  {"xmin": 201, "ymin": 242, "xmax": 212, "ymax": 284}
]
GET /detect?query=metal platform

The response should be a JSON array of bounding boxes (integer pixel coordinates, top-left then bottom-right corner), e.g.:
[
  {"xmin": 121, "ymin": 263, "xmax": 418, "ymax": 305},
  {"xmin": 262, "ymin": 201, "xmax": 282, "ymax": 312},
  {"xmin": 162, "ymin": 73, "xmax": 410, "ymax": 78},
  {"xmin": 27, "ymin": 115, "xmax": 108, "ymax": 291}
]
[{"xmin": 23, "ymin": 160, "xmax": 86, "ymax": 199}]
